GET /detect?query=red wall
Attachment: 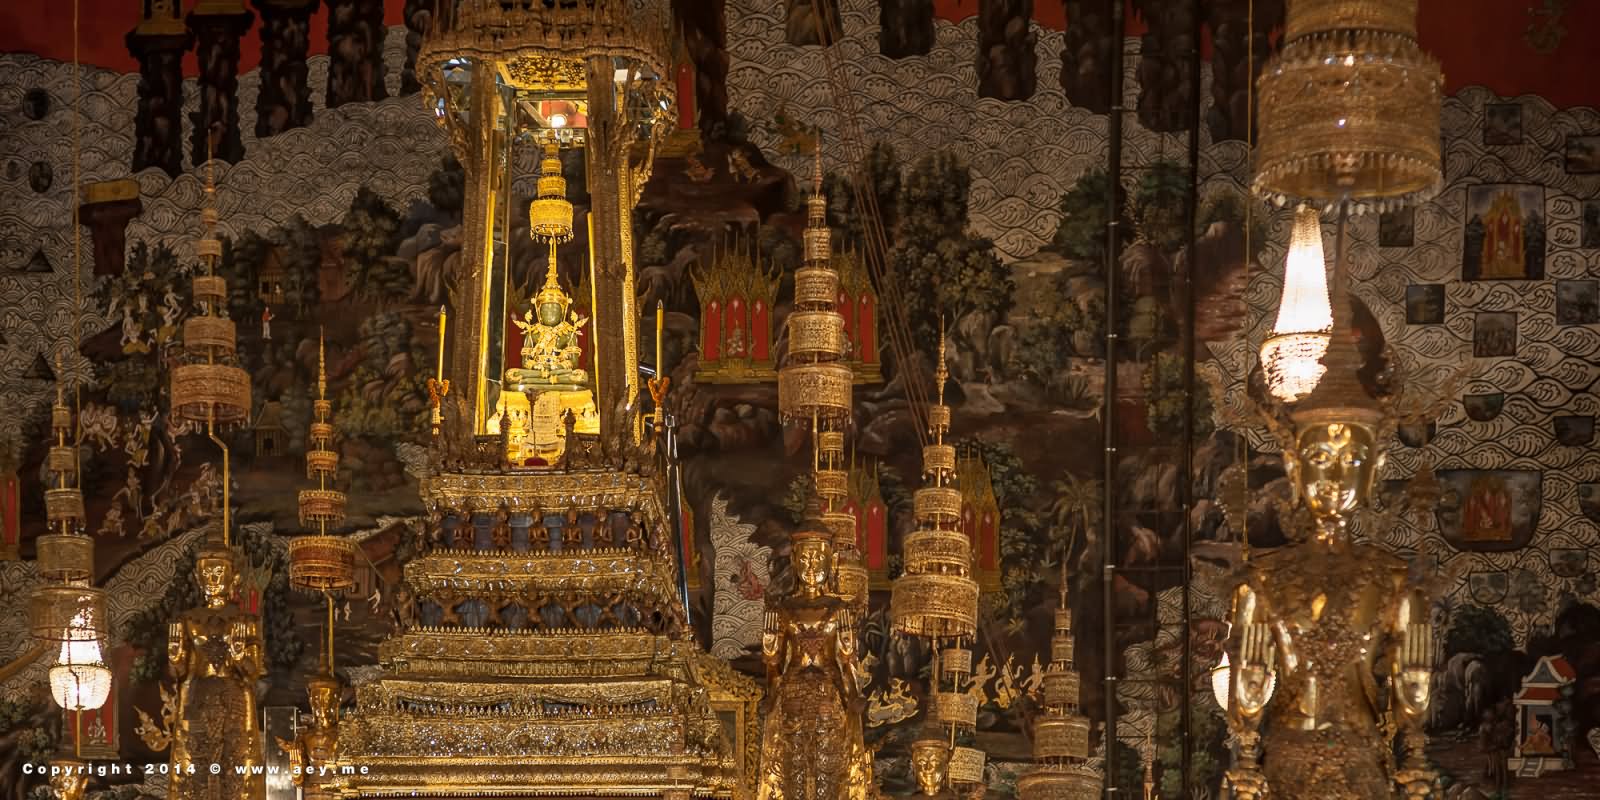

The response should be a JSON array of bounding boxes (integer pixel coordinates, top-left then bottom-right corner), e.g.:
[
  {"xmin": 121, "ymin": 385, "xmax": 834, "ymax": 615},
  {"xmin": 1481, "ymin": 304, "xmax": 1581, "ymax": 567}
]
[{"xmin": 3, "ymin": 0, "xmax": 1596, "ymax": 108}]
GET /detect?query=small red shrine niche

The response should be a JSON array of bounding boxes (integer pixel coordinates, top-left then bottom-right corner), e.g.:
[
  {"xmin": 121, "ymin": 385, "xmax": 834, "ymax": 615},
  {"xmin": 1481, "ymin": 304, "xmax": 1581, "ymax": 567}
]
[
  {"xmin": 844, "ymin": 465, "xmax": 889, "ymax": 589},
  {"xmin": 956, "ymin": 450, "xmax": 1002, "ymax": 594},
  {"xmin": 831, "ymin": 251, "xmax": 881, "ymax": 385},
  {"xmin": 693, "ymin": 241, "xmax": 779, "ymax": 384}
]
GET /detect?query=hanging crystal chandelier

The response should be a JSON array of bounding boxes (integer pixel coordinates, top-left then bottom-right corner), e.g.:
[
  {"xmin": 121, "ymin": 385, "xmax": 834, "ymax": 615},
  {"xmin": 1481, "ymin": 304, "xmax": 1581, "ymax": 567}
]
[
  {"xmin": 1259, "ymin": 207, "xmax": 1332, "ymax": 402},
  {"xmin": 48, "ymin": 610, "xmax": 111, "ymax": 712}
]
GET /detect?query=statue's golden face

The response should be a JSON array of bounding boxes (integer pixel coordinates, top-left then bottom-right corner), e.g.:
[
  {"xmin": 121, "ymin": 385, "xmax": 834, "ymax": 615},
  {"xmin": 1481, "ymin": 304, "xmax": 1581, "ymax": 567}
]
[
  {"xmin": 197, "ymin": 557, "xmax": 235, "ymax": 605},
  {"xmin": 307, "ymin": 680, "xmax": 339, "ymax": 727},
  {"xmin": 793, "ymin": 538, "xmax": 832, "ymax": 593},
  {"xmin": 1287, "ymin": 422, "xmax": 1383, "ymax": 521},
  {"xmin": 910, "ymin": 742, "xmax": 948, "ymax": 795}
]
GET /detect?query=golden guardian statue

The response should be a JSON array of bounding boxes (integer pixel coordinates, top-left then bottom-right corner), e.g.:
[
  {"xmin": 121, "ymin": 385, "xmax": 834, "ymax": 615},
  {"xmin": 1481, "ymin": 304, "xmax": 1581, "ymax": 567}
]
[
  {"xmin": 1225, "ymin": 322, "xmax": 1434, "ymax": 800},
  {"xmin": 167, "ymin": 539, "xmax": 267, "ymax": 800},
  {"xmin": 757, "ymin": 499, "xmax": 872, "ymax": 800}
]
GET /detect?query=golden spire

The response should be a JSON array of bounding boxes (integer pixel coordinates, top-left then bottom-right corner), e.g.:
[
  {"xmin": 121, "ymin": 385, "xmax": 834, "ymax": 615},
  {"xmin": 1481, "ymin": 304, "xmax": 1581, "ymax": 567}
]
[
  {"xmin": 317, "ymin": 328, "xmax": 326, "ymax": 400},
  {"xmin": 299, "ymin": 329, "xmax": 346, "ymax": 532}
]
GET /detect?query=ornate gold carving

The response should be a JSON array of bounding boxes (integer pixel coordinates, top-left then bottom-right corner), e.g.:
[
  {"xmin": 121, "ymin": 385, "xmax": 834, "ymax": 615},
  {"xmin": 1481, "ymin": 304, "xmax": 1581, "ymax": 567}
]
[
  {"xmin": 887, "ymin": 573, "xmax": 979, "ymax": 639},
  {"xmin": 170, "ymin": 363, "xmax": 251, "ymax": 423},
  {"xmin": 912, "ymin": 487, "xmax": 962, "ymax": 523},
  {"xmin": 776, "ymin": 363, "xmax": 854, "ymax": 422},
  {"xmin": 35, "ymin": 533, "xmax": 94, "ymax": 582},
  {"xmin": 1283, "ymin": 0, "xmax": 1420, "ymax": 39},
  {"xmin": 787, "ymin": 311, "xmax": 847, "ymax": 360},
  {"xmin": 287, "ymin": 536, "xmax": 357, "ymax": 592},
  {"xmin": 901, "ymin": 529, "xmax": 972, "ymax": 574},
  {"xmin": 181, "ymin": 315, "xmax": 236, "ymax": 355},
  {"xmin": 793, "ymin": 266, "xmax": 840, "ymax": 308},
  {"xmin": 502, "ymin": 55, "xmax": 588, "ymax": 91}
]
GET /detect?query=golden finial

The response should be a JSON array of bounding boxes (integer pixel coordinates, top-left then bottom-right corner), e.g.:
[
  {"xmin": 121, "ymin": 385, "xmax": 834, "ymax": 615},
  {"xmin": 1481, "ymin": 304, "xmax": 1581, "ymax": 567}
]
[
  {"xmin": 935, "ymin": 316, "xmax": 948, "ymax": 406},
  {"xmin": 317, "ymin": 327, "xmax": 326, "ymax": 401},
  {"xmin": 812, "ymin": 137, "xmax": 823, "ymax": 198}
]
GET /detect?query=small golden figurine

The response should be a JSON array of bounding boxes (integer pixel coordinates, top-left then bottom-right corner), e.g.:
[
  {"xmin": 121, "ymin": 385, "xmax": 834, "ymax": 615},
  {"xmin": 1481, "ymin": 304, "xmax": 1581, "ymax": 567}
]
[
  {"xmin": 757, "ymin": 497, "xmax": 872, "ymax": 800},
  {"xmin": 168, "ymin": 538, "xmax": 267, "ymax": 800},
  {"xmin": 276, "ymin": 674, "xmax": 341, "ymax": 799},
  {"xmin": 1226, "ymin": 331, "xmax": 1434, "ymax": 800},
  {"xmin": 907, "ymin": 729, "xmax": 954, "ymax": 800}
]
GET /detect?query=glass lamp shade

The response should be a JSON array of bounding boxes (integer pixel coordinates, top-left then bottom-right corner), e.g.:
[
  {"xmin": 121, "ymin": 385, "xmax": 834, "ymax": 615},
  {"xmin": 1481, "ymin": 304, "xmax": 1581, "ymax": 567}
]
[
  {"xmin": 1210, "ymin": 653, "xmax": 1232, "ymax": 710},
  {"xmin": 1261, "ymin": 207, "xmax": 1333, "ymax": 402},
  {"xmin": 50, "ymin": 637, "xmax": 111, "ymax": 711}
]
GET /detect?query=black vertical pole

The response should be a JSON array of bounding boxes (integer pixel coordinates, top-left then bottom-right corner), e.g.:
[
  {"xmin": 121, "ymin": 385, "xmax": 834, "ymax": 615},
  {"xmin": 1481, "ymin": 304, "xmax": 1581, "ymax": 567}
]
[
  {"xmin": 1180, "ymin": 0, "xmax": 1203, "ymax": 794},
  {"xmin": 1102, "ymin": 0, "xmax": 1127, "ymax": 794}
]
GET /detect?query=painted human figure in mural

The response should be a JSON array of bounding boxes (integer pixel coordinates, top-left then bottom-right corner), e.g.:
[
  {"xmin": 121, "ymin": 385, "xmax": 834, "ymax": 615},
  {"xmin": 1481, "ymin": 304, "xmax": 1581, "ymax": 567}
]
[
  {"xmin": 1480, "ymin": 190, "xmax": 1526, "ymax": 279},
  {"xmin": 167, "ymin": 540, "xmax": 267, "ymax": 800},
  {"xmin": 1462, "ymin": 475, "xmax": 1512, "ymax": 542},
  {"xmin": 757, "ymin": 500, "xmax": 872, "ymax": 800}
]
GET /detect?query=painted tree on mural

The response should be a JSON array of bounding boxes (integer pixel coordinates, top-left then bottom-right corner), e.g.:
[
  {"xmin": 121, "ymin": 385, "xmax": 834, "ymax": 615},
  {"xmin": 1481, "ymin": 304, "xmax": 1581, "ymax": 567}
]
[
  {"xmin": 890, "ymin": 150, "xmax": 1012, "ymax": 345},
  {"xmin": 341, "ymin": 187, "xmax": 409, "ymax": 304}
]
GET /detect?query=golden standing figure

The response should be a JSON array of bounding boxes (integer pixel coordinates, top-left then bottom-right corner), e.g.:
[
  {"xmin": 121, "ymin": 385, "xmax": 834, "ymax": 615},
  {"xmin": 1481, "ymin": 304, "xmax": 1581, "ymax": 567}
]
[
  {"xmin": 758, "ymin": 499, "xmax": 871, "ymax": 800},
  {"xmin": 167, "ymin": 541, "xmax": 267, "ymax": 800},
  {"xmin": 1226, "ymin": 333, "xmax": 1434, "ymax": 800},
  {"xmin": 277, "ymin": 675, "xmax": 341, "ymax": 799}
]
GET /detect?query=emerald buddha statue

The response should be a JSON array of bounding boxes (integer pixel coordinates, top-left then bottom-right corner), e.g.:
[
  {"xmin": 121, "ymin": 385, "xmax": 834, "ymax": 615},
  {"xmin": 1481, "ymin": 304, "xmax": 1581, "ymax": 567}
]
[{"xmin": 507, "ymin": 269, "xmax": 589, "ymax": 392}]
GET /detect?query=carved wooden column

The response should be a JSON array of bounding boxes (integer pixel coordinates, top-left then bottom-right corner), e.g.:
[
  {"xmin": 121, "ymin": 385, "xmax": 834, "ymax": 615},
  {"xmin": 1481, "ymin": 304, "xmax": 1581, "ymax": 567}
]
[
  {"xmin": 251, "ymin": 0, "xmax": 319, "ymax": 137},
  {"xmin": 188, "ymin": 0, "xmax": 255, "ymax": 165},
  {"xmin": 584, "ymin": 56, "xmax": 630, "ymax": 452},
  {"xmin": 126, "ymin": 7, "xmax": 193, "ymax": 177},
  {"xmin": 324, "ymin": 0, "xmax": 389, "ymax": 108},
  {"xmin": 78, "ymin": 179, "xmax": 143, "ymax": 277},
  {"xmin": 978, "ymin": 0, "xmax": 1037, "ymax": 100},
  {"xmin": 879, "ymin": 0, "xmax": 934, "ymax": 58},
  {"xmin": 1060, "ymin": 0, "xmax": 1112, "ymax": 113}
]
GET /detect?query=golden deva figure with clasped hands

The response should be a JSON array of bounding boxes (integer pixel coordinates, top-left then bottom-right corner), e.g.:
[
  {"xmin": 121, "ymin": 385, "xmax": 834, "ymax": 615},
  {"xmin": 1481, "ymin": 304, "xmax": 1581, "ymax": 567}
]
[
  {"xmin": 168, "ymin": 537, "xmax": 267, "ymax": 800},
  {"xmin": 757, "ymin": 498, "xmax": 873, "ymax": 800},
  {"xmin": 1225, "ymin": 335, "xmax": 1435, "ymax": 800}
]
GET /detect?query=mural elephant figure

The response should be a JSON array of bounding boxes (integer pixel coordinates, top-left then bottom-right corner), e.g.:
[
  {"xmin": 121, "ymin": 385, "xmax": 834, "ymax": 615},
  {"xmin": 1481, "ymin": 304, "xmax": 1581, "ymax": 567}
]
[{"xmin": 1444, "ymin": 651, "xmax": 1489, "ymax": 727}]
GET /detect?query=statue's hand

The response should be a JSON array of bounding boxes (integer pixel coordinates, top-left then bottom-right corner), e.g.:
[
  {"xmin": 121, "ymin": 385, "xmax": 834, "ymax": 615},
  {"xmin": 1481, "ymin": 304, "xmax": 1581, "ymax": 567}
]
[
  {"xmin": 1234, "ymin": 623, "xmax": 1275, "ymax": 716},
  {"xmin": 1395, "ymin": 622, "xmax": 1433, "ymax": 718},
  {"xmin": 167, "ymin": 622, "xmax": 184, "ymax": 671}
]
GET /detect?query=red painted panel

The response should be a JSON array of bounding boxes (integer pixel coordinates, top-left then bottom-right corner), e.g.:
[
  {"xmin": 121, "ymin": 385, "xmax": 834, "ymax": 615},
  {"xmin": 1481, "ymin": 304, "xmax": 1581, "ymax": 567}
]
[
  {"xmin": 750, "ymin": 298, "xmax": 770, "ymax": 361},
  {"xmin": 864, "ymin": 499, "xmax": 887, "ymax": 570},
  {"xmin": 1, "ymin": 474, "xmax": 19, "ymax": 550},
  {"xmin": 856, "ymin": 295, "xmax": 876, "ymax": 364},
  {"xmin": 702, "ymin": 300, "xmax": 721, "ymax": 363},
  {"xmin": 724, "ymin": 295, "xmax": 747, "ymax": 358},
  {"xmin": 675, "ymin": 62, "xmax": 695, "ymax": 129}
]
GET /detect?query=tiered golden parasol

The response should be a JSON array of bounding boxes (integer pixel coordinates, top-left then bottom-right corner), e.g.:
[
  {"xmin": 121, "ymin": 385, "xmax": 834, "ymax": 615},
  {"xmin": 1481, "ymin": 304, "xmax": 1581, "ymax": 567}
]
[
  {"xmin": 779, "ymin": 143, "xmax": 867, "ymax": 612},
  {"xmin": 169, "ymin": 158, "xmax": 251, "ymax": 547},
  {"xmin": 288, "ymin": 332, "xmax": 357, "ymax": 675}
]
